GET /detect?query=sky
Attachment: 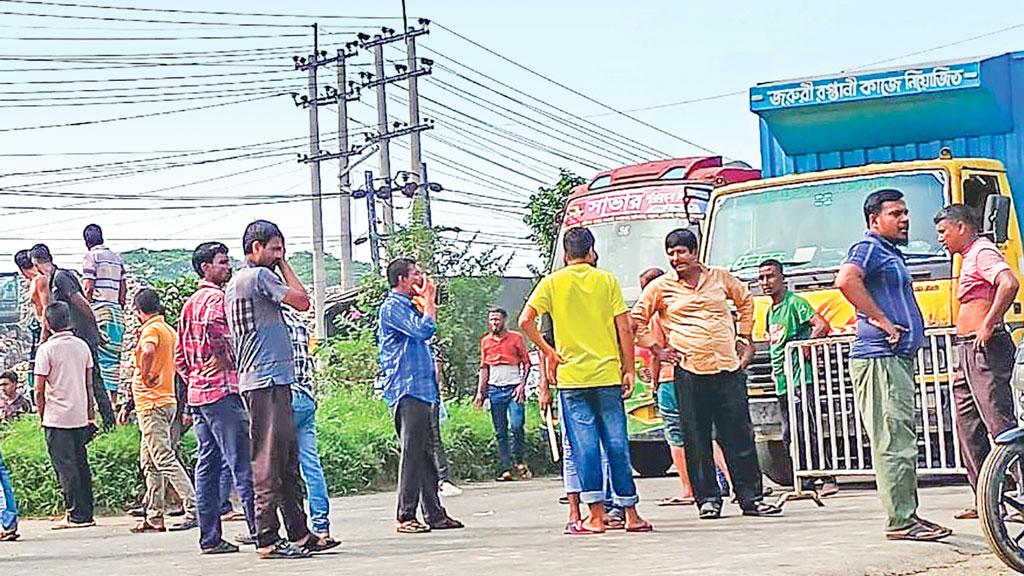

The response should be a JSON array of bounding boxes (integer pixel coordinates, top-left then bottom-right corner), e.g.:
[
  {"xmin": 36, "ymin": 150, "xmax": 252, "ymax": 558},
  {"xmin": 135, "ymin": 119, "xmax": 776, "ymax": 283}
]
[{"xmin": 0, "ymin": 0, "xmax": 1022, "ymax": 276}]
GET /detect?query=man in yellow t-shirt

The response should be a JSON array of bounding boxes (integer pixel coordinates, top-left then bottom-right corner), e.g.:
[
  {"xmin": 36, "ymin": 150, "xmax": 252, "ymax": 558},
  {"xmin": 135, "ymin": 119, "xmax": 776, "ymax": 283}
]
[
  {"xmin": 519, "ymin": 227, "xmax": 651, "ymax": 535},
  {"xmin": 127, "ymin": 288, "xmax": 196, "ymax": 533}
]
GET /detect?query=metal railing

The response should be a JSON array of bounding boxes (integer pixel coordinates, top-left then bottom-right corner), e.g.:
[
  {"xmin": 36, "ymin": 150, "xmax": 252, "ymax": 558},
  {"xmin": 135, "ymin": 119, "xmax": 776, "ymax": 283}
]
[{"xmin": 782, "ymin": 328, "xmax": 965, "ymax": 492}]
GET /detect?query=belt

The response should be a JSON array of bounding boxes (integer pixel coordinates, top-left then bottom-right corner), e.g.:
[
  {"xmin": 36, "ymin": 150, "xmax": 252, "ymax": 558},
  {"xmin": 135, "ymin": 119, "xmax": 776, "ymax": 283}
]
[{"xmin": 953, "ymin": 326, "xmax": 1007, "ymax": 345}]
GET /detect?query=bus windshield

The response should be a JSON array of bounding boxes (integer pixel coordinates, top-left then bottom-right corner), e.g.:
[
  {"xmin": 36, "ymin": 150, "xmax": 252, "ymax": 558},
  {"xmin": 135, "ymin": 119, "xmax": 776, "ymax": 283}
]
[
  {"xmin": 705, "ymin": 171, "xmax": 950, "ymax": 278},
  {"xmin": 554, "ymin": 218, "xmax": 693, "ymax": 302}
]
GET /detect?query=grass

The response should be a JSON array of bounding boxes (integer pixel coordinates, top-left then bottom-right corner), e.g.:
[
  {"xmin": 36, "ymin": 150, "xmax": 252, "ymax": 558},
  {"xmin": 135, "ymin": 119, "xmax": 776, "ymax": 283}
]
[{"xmin": 0, "ymin": 388, "xmax": 556, "ymax": 517}]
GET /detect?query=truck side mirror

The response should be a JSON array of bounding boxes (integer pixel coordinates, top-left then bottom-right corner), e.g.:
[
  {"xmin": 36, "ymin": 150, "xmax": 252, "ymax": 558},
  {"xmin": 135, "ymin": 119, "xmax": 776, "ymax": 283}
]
[{"xmin": 983, "ymin": 195, "xmax": 1011, "ymax": 244}]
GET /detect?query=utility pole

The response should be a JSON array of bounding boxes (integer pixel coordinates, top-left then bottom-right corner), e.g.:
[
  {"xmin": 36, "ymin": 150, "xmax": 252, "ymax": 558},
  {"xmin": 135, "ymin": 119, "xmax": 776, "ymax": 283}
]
[
  {"xmin": 352, "ymin": 170, "xmax": 382, "ymax": 271},
  {"xmin": 335, "ymin": 42, "xmax": 361, "ymax": 290},
  {"xmin": 292, "ymin": 28, "xmax": 368, "ymax": 341},
  {"xmin": 358, "ymin": 23, "xmax": 432, "ymax": 234}
]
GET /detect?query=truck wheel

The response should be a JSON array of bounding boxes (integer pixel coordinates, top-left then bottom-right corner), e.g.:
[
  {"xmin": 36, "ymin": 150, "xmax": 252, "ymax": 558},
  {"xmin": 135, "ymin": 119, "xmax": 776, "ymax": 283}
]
[
  {"xmin": 630, "ymin": 441, "xmax": 672, "ymax": 477},
  {"xmin": 756, "ymin": 440, "xmax": 794, "ymax": 486}
]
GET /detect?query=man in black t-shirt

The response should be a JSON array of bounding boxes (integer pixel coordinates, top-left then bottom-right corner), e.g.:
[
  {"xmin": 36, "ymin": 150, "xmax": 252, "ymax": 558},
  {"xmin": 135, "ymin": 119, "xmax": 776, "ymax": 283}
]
[{"xmin": 30, "ymin": 244, "xmax": 115, "ymax": 430}]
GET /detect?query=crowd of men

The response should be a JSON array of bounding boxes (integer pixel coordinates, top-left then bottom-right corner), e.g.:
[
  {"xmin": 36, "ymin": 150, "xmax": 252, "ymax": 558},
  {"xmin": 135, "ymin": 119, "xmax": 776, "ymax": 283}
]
[{"xmin": 0, "ymin": 188, "xmax": 1020, "ymax": 552}]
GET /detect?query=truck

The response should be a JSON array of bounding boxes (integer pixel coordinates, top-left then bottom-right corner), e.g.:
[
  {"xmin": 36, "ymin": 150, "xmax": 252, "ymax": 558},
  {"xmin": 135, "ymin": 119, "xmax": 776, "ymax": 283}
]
[
  {"xmin": 551, "ymin": 157, "xmax": 760, "ymax": 476},
  {"xmin": 703, "ymin": 50, "xmax": 1024, "ymax": 484}
]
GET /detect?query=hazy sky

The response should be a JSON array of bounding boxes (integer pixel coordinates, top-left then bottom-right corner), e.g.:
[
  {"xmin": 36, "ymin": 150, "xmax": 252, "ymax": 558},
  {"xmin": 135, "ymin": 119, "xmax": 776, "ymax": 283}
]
[{"xmin": 0, "ymin": 0, "xmax": 1021, "ymax": 275}]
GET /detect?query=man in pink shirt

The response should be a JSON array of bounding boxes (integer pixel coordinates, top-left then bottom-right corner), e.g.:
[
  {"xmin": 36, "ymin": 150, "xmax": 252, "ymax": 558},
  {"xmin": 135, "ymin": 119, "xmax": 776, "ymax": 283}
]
[{"xmin": 935, "ymin": 204, "xmax": 1020, "ymax": 520}]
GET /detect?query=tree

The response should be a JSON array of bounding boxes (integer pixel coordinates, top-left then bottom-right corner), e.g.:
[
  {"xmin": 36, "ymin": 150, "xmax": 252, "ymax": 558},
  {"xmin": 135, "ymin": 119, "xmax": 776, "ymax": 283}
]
[{"xmin": 523, "ymin": 169, "xmax": 585, "ymax": 270}]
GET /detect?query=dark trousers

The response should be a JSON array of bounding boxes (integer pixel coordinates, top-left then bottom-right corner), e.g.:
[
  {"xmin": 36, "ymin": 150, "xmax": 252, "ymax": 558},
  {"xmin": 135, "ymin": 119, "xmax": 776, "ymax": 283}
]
[
  {"xmin": 194, "ymin": 394, "xmax": 257, "ymax": 550},
  {"xmin": 954, "ymin": 331, "xmax": 1018, "ymax": 492},
  {"xmin": 86, "ymin": 345, "xmax": 116, "ymax": 430},
  {"xmin": 44, "ymin": 426, "xmax": 94, "ymax": 523},
  {"xmin": 395, "ymin": 397, "xmax": 447, "ymax": 524},
  {"xmin": 675, "ymin": 368, "xmax": 764, "ymax": 510},
  {"xmin": 243, "ymin": 386, "xmax": 310, "ymax": 548},
  {"xmin": 427, "ymin": 402, "xmax": 452, "ymax": 483}
]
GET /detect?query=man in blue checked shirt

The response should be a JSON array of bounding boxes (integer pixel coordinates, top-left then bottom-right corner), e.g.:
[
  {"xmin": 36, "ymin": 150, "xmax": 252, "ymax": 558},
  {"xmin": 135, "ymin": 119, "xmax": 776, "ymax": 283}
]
[{"xmin": 378, "ymin": 257, "xmax": 463, "ymax": 534}]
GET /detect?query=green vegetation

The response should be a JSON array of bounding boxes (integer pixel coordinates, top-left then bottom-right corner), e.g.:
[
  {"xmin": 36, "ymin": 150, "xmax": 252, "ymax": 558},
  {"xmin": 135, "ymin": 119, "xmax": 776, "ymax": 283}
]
[
  {"xmin": 121, "ymin": 248, "xmax": 371, "ymax": 287},
  {"xmin": 0, "ymin": 388, "xmax": 555, "ymax": 517},
  {"xmin": 524, "ymin": 169, "xmax": 585, "ymax": 270}
]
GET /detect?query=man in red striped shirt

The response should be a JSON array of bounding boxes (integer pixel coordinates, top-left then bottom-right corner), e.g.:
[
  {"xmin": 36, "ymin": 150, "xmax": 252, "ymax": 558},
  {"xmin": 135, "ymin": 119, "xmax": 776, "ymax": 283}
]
[{"xmin": 174, "ymin": 242, "xmax": 255, "ymax": 555}]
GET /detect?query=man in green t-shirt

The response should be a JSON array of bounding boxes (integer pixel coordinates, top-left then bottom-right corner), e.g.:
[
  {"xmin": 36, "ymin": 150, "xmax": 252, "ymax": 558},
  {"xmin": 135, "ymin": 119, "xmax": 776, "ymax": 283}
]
[{"xmin": 758, "ymin": 259, "xmax": 837, "ymax": 496}]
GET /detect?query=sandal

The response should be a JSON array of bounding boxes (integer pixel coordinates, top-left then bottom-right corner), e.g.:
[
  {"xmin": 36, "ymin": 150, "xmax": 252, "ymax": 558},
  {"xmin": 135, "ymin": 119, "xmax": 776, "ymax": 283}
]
[
  {"xmin": 300, "ymin": 535, "xmax": 341, "ymax": 554},
  {"xmin": 657, "ymin": 496, "xmax": 695, "ymax": 507},
  {"xmin": 563, "ymin": 520, "xmax": 604, "ymax": 535},
  {"xmin": 885, "ymin": 520, "xmax": 951, "ymax": 542},
  {"xmin": 130, "ymin": 520, "xmax": 166, "ymax": 533},
  {"xmin": 626, "ymin": 520, "xmax": 654, "ymax": 533},
  {"xmin": 603, "ymin": 516, "xmax": 625, "ymax": 530},
  {"xmin": 258, "ymin": 539, "xmax": 312, "ymax": 560},
  {"xmin": 428, "ymin": 516, "xmax": 464, "ymax": 530},
  {"xmin": 0, "ymin": 529, "xmax": 19, "ymax": 542},
  {"xmin": 743, "ymin": 502, "xmax": 783, "ymax": 517},
  {"xmin": 953, "ymin": 508, "xmax": 978, "ymax": 520},
  {"xmin": 396, "ymin": 520, "xmax": 431, "ymax": 534},
  {"xmin": 699, "ymin": 502, "xmax": 721, "ymax": 520},
  {"xmin": 221, "ymin": 510, "xmax": 246, "ymax": 522}
]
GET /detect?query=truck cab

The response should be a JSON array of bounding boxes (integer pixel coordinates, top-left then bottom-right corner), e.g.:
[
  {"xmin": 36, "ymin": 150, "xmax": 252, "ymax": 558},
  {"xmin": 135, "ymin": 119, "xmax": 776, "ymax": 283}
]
[{"xmin": 705, "ymin": 50, "xmax": 1024, "ymax": 484}]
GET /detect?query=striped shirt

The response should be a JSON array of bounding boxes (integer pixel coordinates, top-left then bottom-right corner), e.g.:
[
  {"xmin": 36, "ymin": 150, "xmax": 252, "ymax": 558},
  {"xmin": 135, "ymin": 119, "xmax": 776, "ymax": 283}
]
[
  {"xmin": 283, "ymin": 310, "xmax": 315, "ymax": 402},
  {"xmin": 844, "ymin": 232, "xmax": 925, "ymax": 359},
  {"xmin": 82, "ymin": 245, "xmax": 125, "ymax": 305}
]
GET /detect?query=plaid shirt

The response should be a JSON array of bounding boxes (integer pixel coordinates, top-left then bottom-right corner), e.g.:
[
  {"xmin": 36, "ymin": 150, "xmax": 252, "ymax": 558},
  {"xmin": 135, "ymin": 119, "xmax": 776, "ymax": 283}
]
[
  {"xmin": 174, "ymin": 280, "xmax": 239, "ymax": 406},
  {"xmin": 283, "ymin": 310, "xmax": 315, "ymax": 401}
]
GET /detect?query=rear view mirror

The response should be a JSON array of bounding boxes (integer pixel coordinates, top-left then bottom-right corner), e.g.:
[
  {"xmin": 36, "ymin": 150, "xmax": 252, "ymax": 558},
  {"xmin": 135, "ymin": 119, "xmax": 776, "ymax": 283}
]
[{"xmin": 984, "ymin": 195, "xmax": 1011, "ymax": 244}]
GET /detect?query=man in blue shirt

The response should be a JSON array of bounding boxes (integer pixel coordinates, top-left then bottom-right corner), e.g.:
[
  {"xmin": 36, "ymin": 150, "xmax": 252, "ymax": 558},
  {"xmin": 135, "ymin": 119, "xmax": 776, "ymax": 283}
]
[
  {"xmin": 378, "ymin": 258, "xmax": 463, "ymax": 534},
  {"xmin": 837, "ymin": 189, "xmax": 951, "ymax": 543}
]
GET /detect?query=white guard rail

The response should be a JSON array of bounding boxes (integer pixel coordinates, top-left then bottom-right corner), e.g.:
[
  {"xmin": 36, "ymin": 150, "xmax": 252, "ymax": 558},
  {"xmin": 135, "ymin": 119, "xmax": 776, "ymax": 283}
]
[{"xmin": 782, "ymin": 328, "xmax": 965, "ymax": 492}]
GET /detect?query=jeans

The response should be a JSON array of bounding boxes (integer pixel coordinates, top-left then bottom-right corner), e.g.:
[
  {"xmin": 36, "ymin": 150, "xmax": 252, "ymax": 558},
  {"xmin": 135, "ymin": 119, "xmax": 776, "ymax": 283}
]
[
  {"xmin": 44, "ymin": 426, "xmax": 94, "ymax": 523},
  {"xmin": 559, "ymin": 386, "xmax": 638, "ymax": 507},
  {"xmin": 194, "ymin": 394, "xmax": 257, "ymax": 550},
  {"xmin": 244, "ymin": 385, "xmax": 311, "ymax": 549},
  {"xmin": 488, "ymin": 385, "xmax": 526, "ymax": 471},
  {"xmin": 0, "ymin": 448, "xmax": 18, "ymax": 531},
  {"xmin": 850, "ymin": 356, "xmax": 919, "ymax": 531},
  {"xmin": 674, "ymin": 368, "xmax": 764, "ymax": 510},
  {"xmin": 561, "ymin": 422, "xmax": 617, "ymax": 509},
  {"xmin": 292, "ymin": 390, "xmax": 330, "ymax": 534},
  {"xmin": 394, "ymin": 396, "xmax": 448, "ymax": 524}
]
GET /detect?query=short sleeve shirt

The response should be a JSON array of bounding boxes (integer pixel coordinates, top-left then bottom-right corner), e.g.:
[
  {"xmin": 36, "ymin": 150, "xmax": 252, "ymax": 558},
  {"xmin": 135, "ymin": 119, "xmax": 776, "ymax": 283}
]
[
  {"xmin": 844, "ymin": 232, "xmax": 925, "ymax": 358},
  {"xmin": 131, "ymin": 315, "xmax": 178, "ymax": 412},
  {"xmin": 958, "ymin": 237, "xmax": 1012, "ymax": 303},
  {"xmin": 82, "ymin": 245, "xmax": 125, "ymax": 305},
  {"xmin": 767, "ymin": 291, "xmax": 817, "ymax": 395},
  {"xmin": 225, "ymin": 264, "xmax": 295, "ymax": 392},
  {"xmin": 34, "ymin": 331, "xmax": 93, "ymax": 428},
  {"xmin": 526, "ymin": 264, "xmax": 628, "ymax": 388},
  {"xmin": 50, "ymin": 268, "xmax": 101, "ymax": 348},
  {"xmin": 480, "ymin": 331, "xmax": 528, "ymax": 368}
]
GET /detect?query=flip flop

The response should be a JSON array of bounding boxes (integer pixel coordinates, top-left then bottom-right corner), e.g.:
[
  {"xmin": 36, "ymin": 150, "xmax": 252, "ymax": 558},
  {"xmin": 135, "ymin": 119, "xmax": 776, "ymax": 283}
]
[
  {"xmin": 603, "ymin": 517, "xmax": 625, "ymax": 530},
  {"xmin": 885, "ymin": 520, "xmax": 951, "ymax": 542},
  {"xmin": 657, "ymin": 496, "xmax": 695, "ymax": 507},
  {"xmin": 563, "ymin": 520, "xmax": 604, "ymax": 535},
  {"xmin": 396, "ymin": 520, "xmax": 431, "ymax": 534},
  {"xmin": 626, "ymin": 521, "xmax": 654, "ymax": 533},
  {"xmin": 0, "ymin": 530, "xmax": 19, "ymax": 542}
]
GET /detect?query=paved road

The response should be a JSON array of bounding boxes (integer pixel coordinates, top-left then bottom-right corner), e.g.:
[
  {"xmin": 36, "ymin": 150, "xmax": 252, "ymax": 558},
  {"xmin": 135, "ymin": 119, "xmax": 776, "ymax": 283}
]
[{"xmin": 1, "ymin": 476, "xmax": 1015, "ymax": 576}]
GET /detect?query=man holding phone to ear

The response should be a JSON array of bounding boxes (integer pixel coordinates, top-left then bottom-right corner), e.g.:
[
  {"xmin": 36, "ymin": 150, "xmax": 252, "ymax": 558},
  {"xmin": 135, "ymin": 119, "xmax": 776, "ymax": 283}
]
[{"xmin": 225, "ymin": 220, "xmax": 336, "ymax": 560}]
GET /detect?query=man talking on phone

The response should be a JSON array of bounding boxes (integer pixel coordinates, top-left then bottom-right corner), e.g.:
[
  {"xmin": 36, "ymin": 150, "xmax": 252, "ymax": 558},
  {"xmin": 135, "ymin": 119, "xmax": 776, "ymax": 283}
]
[{"xmin": 837, "ymin": 189, "xmax": 951, "ymax": 542}]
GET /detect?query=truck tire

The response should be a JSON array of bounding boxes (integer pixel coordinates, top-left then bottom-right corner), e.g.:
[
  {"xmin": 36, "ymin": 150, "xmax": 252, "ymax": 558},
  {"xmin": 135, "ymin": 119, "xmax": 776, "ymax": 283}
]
[
  {"xmin": 978, "ymin": 442, "xmax": 1024, "ymax": 574},
  {"xmin": 630, "ymin": 441, "xmax": 672, "ymax": 477},
  {"xmin": 756, "ymin": 439, "xmax": 794, "ymax": 487}
]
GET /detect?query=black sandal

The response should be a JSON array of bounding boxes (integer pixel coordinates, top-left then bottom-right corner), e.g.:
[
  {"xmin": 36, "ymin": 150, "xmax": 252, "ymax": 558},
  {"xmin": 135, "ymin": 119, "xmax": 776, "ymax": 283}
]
[
  {"xmin": 699, "ymin": 502, "xmax": 722, "ymax": 520},
  {"xmin": 301, "ymin": 535, "xmax": 341, "ymax": 554},
  {"xmin": 885, "ymin": 520, "xmax": 951, "ymax": 541},
  {"xmin": 743, "ymin": 502, "xmax": 783, "ymax": 517},
  {"xmin": 258, "ymin": 539, "xmax": 311, "ymax": 559},
  {"xmin": 429, "ymin": 516, "xmax": 464, "ymax": 530}
]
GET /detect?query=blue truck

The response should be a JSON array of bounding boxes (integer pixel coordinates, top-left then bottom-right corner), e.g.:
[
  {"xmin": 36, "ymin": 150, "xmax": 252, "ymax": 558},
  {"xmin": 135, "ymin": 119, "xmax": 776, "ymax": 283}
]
[{"xmin": 701, "ymin": 50, "xmax": 1024, "ymax": 484}]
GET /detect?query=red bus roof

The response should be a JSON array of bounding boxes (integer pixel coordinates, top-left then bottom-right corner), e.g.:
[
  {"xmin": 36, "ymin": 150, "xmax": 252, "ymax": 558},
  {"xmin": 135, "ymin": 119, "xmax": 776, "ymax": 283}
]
[{"xmin": 569, "ymin": 156, "xmax": 761, "ymax": 199}]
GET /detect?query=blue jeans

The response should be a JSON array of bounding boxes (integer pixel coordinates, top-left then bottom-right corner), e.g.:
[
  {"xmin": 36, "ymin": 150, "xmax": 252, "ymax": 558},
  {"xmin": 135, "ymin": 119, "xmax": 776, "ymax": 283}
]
[
  {"xmin": 194, "ymin": 394, "xmax": 257, "ymax": 550},
  {"xmin": 218, "ymin": 463, "xmax": 234, "ymax": 515},
  {"xmin": 560, "ymin": 386, "xmax": 638, "ymax": 507},
  {"xmin": 0, "ymin": 448, "xmax": 17, "ymax": 531},
  {"xmin": 292, "ymin": 390, "xmax": 330, "ymax": 534},
  {"xmin": 488, "ymin": 385, "xmax": 526, "ymax": 471},
  {"xmin": 561, "ymin": 423, "xmax": 618, "ymax": 510}
]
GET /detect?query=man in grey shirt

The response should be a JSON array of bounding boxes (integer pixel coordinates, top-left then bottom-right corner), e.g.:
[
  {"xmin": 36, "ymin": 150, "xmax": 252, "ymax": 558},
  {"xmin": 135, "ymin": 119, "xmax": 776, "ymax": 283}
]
[{"xmin": 225, "ymin": 220, "xmax": 337, "ymax": 560}]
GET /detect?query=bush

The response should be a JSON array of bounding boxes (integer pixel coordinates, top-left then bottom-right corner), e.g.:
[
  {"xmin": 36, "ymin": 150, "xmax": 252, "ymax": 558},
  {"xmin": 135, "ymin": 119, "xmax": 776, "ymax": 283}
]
[{"xmin": 0, "ymin": 388, "xmax": 556, "ymax": 516}]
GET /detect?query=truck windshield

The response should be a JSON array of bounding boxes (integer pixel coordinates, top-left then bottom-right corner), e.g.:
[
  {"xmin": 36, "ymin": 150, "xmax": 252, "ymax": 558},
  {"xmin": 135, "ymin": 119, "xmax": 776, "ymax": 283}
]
[
  {"xmin": 554, "ymin": 218, "xmax": 693, "ymax": 302},
  {"xmin": 706, "ymin": 171, "xmax": 949, "ymax": 277}
]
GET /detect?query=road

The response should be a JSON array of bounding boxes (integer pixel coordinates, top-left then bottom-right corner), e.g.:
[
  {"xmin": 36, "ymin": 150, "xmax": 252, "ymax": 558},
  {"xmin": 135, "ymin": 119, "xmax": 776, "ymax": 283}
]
[{"xmin": 1, "ymin": 476, "xmax": 1018, "ymax": 576}]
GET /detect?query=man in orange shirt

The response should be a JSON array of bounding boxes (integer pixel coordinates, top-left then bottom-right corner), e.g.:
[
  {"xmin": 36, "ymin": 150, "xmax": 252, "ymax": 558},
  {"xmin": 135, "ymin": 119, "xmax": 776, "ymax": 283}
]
[
  {"xmin": 126, "ymin": 289, "xmax": 197, "ymax": 533},
  {"xmin": 475, "ymin": 307, "xmax": 531, "ymax": 481}
]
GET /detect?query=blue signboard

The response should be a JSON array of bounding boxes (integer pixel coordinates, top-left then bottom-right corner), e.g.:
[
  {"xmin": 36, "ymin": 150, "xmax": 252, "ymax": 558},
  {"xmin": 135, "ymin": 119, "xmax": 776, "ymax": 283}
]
[{"xmin": 750, "ymin": 61, "xmax": 981, "ymax": 111}]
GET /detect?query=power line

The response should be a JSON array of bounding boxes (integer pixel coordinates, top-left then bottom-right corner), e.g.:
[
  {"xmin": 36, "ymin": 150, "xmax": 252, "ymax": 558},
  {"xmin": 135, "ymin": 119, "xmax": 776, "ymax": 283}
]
[
  {"xmin": 431, "ymin": 22, "xmax": 723, "ymax": 157},
  {"xmin": 0, "ymin": 32, "xmax": 313, "ymax": 41},
  {"xmin": 0, "ymin": 68, "xmax": 291, "ymax": 84},
  {"xmin": 0, "ymin": 8, "xmax": 310, "ymax": 27},
  {"xmin": 0, "ymin": 93, "xmax": 283, "ymax": 132},
  {"xmin": 0, "ymin": 0, "xmax": 408, "ymax": 20},
  {"xmin": 846, "ymin": 21, "xmax": 1024, "ymax": 72}
]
